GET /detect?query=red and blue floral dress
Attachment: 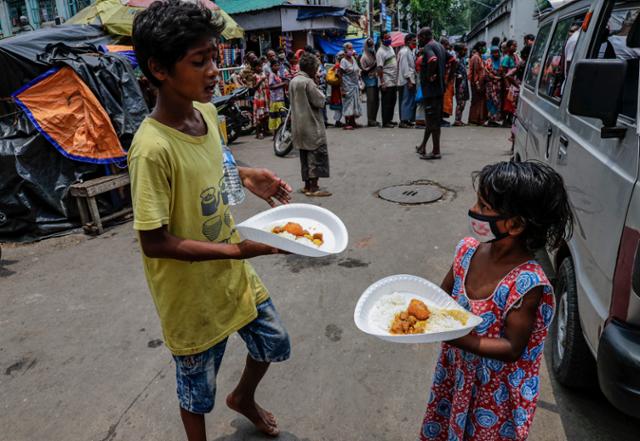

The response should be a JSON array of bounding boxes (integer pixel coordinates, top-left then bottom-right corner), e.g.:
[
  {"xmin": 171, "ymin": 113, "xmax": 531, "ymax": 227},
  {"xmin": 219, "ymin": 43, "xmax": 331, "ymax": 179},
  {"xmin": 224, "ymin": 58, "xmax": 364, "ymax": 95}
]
[{"xmin": 420, "ymin": 237, "xmax": 554, "ymax": 441}]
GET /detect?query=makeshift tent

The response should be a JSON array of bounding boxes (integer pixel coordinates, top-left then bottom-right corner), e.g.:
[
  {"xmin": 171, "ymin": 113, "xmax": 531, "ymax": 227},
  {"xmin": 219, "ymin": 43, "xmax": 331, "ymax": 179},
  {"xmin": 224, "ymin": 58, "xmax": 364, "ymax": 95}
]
[
  {"xmin": 0, "ymin": 114, "xmax": 101, "ymax": 239},
  {"xmin": 101, "ymin": 44, "xmax": 138, "ymax": 69},
  {"xmin": 66, "ymin": 0, "xmax": 244, "ymax": 40},
  {"xmin": 0, "ymin": 26, "xmax": 148, "ymax": 240},
  {"xmin": 0, "ymin": 24, "xmax": 110, "ymax": 110},
  {"xmin": 12, "ymin": 67, "xmax": 127, "ymax": 164},
  {"xmin": 316, "ymin": 36, "xmax": 366, "ymax": 56}
]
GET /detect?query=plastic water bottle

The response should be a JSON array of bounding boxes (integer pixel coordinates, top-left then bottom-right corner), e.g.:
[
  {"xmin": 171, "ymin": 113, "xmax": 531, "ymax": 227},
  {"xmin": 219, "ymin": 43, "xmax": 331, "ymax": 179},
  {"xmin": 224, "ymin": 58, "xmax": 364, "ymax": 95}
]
[{"xmin": 222, "ymin": 145, "xmax": 246, "ymax": 206}]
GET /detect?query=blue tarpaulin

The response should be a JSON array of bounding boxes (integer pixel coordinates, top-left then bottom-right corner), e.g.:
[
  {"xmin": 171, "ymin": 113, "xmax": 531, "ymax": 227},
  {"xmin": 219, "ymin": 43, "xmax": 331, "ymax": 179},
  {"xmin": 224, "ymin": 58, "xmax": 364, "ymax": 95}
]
[
  {"xmin": 297, "ymin": 6, "xmax": 346, "ymax": 21},
  {"xmin": 316, "ymin": 36, "xmax": 366, "ymax": 56}
]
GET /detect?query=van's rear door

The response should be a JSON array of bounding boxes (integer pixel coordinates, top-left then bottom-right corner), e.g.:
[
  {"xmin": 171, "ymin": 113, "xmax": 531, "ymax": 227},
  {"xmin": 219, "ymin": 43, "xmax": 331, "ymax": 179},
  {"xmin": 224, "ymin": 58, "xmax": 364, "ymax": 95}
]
[{"xmin": 553, "ymin": 1, "xmax": 640, "ymax": 353}]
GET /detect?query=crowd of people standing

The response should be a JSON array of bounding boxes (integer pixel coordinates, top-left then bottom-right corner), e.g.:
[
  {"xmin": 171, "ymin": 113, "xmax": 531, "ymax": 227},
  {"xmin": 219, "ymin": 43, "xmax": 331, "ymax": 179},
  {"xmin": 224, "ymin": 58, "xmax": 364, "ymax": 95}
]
[
  {"xmin": 228, "ymin": 29, "xmax": 537, "ymax": 195},
  {"xmin": 231, "ymin": 30, "xmax": 536, "ymax": 139}
]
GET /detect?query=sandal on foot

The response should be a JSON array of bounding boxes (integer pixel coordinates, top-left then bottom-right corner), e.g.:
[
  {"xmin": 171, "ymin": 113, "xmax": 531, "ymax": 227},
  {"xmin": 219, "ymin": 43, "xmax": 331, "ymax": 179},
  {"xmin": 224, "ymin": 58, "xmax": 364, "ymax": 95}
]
[{"xmin": 420, "ymin": 153, "xmax": 442, "ymax": 160}]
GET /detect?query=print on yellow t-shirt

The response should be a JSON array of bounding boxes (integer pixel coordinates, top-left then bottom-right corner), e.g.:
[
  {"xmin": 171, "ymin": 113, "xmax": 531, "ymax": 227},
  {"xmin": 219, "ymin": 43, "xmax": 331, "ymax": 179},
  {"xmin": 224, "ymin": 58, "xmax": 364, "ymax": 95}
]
[{"xmin": 128, "ymin": 102, "xmax": 269, "ymax": 356}]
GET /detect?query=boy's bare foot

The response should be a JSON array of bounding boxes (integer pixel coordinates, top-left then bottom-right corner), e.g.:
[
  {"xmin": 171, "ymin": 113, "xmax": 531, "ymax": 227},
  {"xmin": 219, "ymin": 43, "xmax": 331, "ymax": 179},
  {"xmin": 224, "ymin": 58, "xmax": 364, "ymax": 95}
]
[{"xmin": 226, "ymin": 393, "xmax": 279, "ymax": 437}]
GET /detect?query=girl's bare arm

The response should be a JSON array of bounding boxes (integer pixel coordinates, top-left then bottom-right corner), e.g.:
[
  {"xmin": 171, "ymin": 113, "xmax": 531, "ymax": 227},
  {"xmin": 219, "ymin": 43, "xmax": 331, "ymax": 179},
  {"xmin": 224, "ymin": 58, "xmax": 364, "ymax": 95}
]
[{"xmin": 447, "ymin": 287, "xmax": 543, "ymax": 362}]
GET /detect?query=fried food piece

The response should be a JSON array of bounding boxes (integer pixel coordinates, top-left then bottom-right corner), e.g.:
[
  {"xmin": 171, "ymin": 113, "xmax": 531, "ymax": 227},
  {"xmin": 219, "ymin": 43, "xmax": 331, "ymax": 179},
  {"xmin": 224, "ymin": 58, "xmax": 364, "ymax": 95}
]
[
  {"xmin": 408, "ymin": 299, "xmax": 431, "ymax": 321},
  {"xmin": 271, "ymin": 222, "xmax": 324, "ymax": 246},
  {"xmin": 390, "ymin": 311, "xmax": 427, "ymax": 335},
  {"xmin": 284, "ymin": 222, "xmax": 305, "ymax": 237}
]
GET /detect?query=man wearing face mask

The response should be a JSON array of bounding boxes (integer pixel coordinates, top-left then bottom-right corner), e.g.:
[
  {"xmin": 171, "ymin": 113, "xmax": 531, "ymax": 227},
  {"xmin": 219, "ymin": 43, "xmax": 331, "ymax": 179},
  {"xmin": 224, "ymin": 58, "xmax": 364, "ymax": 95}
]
[
  {"xmin": 360, "ymin": 38, "xmax": 380, "ymax": 127},
  {"xmin": 376, "ymin": 33, "xmax": 398, "ymax": 128},
  {"xmin": 397, "ymin": 33, "xmax": 417, "ymax": 128}
]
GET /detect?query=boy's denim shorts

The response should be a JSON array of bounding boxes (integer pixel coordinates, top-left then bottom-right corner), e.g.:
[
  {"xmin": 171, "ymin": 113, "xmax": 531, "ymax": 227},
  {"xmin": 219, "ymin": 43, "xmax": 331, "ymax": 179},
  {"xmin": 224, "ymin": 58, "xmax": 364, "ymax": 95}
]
[{"xmin": 172, "ymin": 299, "xmax": 290, "ymax": 414}]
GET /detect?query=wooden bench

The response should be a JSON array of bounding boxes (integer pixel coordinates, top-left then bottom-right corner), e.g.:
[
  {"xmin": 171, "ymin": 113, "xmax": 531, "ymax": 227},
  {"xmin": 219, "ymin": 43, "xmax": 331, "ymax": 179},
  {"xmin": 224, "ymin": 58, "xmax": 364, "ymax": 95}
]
[{"xmin": 69, "ymin": 173, "xmax": 132, "ymax": 235}]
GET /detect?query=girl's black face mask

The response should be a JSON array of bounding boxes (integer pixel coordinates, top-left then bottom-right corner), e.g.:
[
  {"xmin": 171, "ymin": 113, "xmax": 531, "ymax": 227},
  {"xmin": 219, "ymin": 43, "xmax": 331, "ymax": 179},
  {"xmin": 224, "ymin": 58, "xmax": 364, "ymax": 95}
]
[{"xmin": 468, "ymin": 210, "xmax": 511, "ymax": 243}]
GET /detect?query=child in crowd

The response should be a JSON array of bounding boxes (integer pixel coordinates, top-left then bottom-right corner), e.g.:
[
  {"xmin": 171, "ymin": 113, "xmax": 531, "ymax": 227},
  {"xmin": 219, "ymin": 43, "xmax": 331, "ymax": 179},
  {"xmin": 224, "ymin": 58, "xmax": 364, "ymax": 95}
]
[
  {"xmin": 420, "ymin": 161, "xmax": 573, "ymax": 441},
  {"xmin": 130, "ymin": 2, "xmax": 292, "ymax": 439},
  {"xmin": 268, "ymin": 59, "xmax": 287, "ymax": 133},
  {"xmin": 252, "ymin": 57, "xmax": 270, "ymax": 139}
]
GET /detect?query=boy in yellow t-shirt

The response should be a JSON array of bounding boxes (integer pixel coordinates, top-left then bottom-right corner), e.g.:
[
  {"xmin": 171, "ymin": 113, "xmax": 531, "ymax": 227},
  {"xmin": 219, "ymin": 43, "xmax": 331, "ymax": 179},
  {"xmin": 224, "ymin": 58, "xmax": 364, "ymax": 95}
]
[{"xmin": 130, "ymin": 2, "xmax": 292, "ymax": 439}]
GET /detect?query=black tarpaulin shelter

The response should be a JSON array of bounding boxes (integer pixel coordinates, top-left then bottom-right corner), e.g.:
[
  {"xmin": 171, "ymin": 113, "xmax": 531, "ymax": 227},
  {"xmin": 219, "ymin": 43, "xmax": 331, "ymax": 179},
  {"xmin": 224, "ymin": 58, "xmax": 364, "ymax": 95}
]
[
  {"xmin": 0, "ymin": 25, "xmax": 111, "ymax": 114},
  {"xmin": 0, "ymin": 25, "xmax": 148, "ymax": 241}
]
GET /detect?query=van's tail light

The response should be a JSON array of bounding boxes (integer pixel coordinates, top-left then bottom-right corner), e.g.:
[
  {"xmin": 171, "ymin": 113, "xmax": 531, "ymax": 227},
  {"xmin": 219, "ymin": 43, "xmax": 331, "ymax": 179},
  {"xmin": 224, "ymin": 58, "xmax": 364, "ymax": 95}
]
[
  {"xmin": 632, "ymin": 244, "xmax": 640, "ymax": 298},
  {"xmin": 611, "ymin": 227, "xmax": 640, "ymax": 322}
]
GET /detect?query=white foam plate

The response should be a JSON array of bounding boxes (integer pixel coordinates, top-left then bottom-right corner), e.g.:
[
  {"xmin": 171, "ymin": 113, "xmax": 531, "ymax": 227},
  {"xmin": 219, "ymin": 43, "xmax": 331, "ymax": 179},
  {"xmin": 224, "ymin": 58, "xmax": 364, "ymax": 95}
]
[
  {"xmin": 354, "ymin": 274, "xmax": 483, "ymax": 344},
  {"xmin": 236, "ymin": 203, "xmax": 348, "ymax": 257}
]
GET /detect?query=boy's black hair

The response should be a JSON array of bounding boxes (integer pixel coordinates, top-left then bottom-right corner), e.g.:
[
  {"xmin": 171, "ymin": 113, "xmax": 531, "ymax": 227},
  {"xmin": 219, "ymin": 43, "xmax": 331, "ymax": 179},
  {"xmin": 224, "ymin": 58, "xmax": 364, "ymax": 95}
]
[
  {"xmin": 473, "ymin": 161, "xmax": 574, "ymax": 251},
  {"xmin": 132, "ymin": 0, "xmax": 225, "ymax": 87}
]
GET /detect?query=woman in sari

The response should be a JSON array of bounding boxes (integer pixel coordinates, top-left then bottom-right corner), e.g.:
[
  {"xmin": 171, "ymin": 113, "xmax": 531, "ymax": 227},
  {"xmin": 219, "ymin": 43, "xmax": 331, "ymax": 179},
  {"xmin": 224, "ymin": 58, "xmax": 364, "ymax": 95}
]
[
  {"xmin": 501, "ymin": 40, "xmax": 520, "ymax": 127},
  {"xmin": 484, "ymin": 46, "xmax": 503, "ymax": 127},
  {"xmin": 339, "ymin": 42, "xmax": 362, "ymax": 130},
  {"xmin": 328, "ymin": 51, "xmax": 344, "ymax": 127},
  {"xmin": 440, "ymin": 38, "xmax": 456, "ymax": 126},
  {"xmin": 467, "ymin": 41, "xmax": 487, "ymax": 125}
]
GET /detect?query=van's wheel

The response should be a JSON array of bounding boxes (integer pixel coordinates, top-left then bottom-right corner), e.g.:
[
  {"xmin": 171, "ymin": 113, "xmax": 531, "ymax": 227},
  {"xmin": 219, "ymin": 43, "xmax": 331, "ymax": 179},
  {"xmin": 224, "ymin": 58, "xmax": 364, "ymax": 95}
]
[{"xmin": 551, "ymin": 258, "xmax": 597, "ymax": 388}]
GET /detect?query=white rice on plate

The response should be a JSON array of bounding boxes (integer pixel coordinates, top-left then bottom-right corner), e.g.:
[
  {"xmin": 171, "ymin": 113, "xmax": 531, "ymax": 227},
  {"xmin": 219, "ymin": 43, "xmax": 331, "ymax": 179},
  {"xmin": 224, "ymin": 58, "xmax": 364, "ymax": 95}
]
[{"xmin": 369, "ymin": 292, "xmax": 467, "ymax": 334}]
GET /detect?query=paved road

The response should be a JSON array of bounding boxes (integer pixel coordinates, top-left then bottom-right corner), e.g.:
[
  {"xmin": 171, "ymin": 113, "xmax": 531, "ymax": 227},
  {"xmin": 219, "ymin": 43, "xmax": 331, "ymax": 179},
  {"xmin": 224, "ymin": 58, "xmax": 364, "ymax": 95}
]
[{"xmin": 1, "ymin": 123, "xmax": 638, "ymax": 441}]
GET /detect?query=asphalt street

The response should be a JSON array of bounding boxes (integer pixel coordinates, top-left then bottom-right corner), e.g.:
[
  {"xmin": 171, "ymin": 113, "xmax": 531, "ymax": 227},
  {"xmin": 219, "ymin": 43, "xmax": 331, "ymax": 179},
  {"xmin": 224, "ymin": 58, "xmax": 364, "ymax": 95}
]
[{"xmin": 1, "ymin": 122, "xmax": 638, "ymax": 441}]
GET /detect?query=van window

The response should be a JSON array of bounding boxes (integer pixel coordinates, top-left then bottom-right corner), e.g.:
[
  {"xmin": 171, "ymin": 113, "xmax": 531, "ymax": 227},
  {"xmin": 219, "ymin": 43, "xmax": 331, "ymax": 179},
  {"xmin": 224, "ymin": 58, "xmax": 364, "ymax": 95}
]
[
  {"xmin": 589, "ymin": 3, "xmax": 640, "ymax": 120},
  {"xmin": 524, "ymin": 22, "xmax": 553, "ymax": 90},
  {"xmin": 539, "ymin": 15, "xmax": 586, "ymax": 102}
]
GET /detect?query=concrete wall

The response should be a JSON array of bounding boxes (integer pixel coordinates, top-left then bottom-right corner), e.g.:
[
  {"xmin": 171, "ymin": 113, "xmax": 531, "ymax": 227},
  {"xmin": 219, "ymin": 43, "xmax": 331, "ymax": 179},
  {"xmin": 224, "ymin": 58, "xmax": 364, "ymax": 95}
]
[
  {"xmin": 466, "ymin": 0, "xmax": 539, "ymax": 49},
  {"xmin": 232, "ymin": 9, "xmax": 281, "ymax": 32}
]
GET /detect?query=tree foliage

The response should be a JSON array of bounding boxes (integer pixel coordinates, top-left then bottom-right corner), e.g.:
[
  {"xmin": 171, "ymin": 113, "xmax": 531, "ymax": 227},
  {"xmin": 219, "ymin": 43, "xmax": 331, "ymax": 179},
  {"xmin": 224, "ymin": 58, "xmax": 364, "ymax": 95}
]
[{"xmin": 399, "ymin": 0, "xmax": 470, "ymax": 36}]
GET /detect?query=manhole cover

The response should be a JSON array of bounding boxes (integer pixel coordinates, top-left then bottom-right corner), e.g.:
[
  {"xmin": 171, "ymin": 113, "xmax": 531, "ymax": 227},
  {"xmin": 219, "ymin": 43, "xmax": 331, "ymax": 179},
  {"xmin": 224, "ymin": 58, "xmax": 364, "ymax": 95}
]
[{"xmin": 378, "ymin": 184, "xmax": 444, "ymax": 205}]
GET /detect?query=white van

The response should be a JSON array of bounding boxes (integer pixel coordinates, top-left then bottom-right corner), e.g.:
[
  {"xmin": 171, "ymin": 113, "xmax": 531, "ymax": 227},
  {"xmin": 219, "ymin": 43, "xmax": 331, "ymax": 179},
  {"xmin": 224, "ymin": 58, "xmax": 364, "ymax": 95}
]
[{"xmin": 513, "ymin": 0, "xmax": 640, "ymax": 418}]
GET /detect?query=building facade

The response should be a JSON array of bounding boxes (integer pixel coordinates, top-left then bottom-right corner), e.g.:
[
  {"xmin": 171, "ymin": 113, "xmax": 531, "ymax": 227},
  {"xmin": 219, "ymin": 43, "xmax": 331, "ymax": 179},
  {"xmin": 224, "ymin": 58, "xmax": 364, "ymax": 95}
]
[
  {"xmin": 0, "ymin": 0, "xmax": 90, "ymax": 38},
  {"xmin": 466, "ymin": 0, "xmax": 541, "ymax": 48}
]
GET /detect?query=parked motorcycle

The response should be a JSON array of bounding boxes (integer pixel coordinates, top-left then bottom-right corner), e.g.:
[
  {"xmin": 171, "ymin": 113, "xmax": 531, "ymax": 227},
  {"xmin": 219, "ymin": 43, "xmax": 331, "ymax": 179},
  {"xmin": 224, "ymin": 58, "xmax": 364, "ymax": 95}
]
[
  {"xmin": 213, "ymin": 87, "xmax": 254, "ymax": 143},
  {"xmin": 273, "ymin": 106, "xmax": 293, "ymax": 157}
]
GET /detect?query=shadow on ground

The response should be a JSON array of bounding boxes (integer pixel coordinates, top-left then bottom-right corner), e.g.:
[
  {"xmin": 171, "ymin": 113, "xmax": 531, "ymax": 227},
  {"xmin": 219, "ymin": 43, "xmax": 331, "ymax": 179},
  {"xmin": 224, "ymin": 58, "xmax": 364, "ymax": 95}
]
[
  {"xmin": 0, "ymin": 258, "xmax": 18, "ymax": 277},
  {"xmin": 212, "ymin": 418, "xmax": 310, "ymax": 441},
  {"xmin": 543, "ymin": 346, "xmax": 640, "ymax": 439}
]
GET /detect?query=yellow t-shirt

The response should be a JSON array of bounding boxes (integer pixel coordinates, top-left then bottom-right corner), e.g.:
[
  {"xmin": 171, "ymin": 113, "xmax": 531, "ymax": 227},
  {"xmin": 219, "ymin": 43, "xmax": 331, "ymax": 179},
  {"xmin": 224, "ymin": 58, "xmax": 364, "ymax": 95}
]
[{"xmin": 128, "ymin": 102, "xmax": 269, "ymax": 356}]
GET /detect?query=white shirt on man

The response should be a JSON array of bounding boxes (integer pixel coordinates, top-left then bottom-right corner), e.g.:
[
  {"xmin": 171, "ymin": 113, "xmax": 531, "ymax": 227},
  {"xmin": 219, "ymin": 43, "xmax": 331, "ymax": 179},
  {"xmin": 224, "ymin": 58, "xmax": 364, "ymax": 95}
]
[{"xmin": 396, "ymin": 45, "xmax": 416, "ymax": 87}]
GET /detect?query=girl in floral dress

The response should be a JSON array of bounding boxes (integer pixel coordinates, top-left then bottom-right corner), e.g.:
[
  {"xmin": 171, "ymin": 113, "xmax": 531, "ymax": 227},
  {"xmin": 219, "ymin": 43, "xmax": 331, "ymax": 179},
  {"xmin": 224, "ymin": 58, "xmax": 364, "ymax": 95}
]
[{"xmin": 420, "ymin": 161, "xmax": 574, "ymax": 441}]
